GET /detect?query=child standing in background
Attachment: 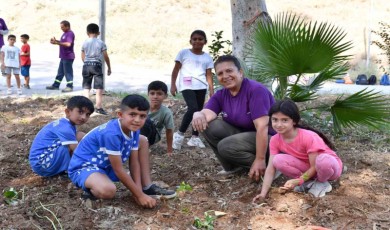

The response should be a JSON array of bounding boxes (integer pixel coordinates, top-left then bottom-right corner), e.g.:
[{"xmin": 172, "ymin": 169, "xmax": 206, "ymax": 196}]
[
  {"xmin": 0, "ymin": 34, "xmax": 21, "ymax": 95},
  {"xmin": 253, "ymin": 99, "xmax": 343, "ymax": 202},
  {"xmin": 20, "ymin": 34, "xmax": 31, "ymax": 89},
  {"xmin": 170, "ymin": 30, "xmax": 214, "ymax": 150}
]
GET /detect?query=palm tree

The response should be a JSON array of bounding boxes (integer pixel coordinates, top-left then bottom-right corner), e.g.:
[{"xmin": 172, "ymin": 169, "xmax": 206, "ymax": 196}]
[{"xmin": 245, "ymin": 12, "xmax": 389, "ymax": 133}]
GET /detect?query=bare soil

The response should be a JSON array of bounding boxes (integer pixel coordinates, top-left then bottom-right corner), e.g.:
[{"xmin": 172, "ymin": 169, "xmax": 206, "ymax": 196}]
[{"xmin": 0, "ymin": 96, "xmax": 389, "ymax": 229}]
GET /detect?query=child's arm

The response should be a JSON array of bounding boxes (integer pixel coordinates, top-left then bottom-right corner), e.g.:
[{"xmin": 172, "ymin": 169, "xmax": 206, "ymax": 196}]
[
  {"xmin": 253, "ymin": 155, "xmax": 276, "ymax": 202},
  {"xmin": 81, "ymin": 50, "xmax": 85, "ymax": 62},
  {"xmin": 206, "ymin": 68, "xmax": 214, "ymax": 97},
  {"xmin": 110, "ymin": 152, "xmax": 156, "ymax": 208},
  {"xmin": 281, "ymin": 153, "xmax": 318, "ymax": 190},
  {"xmin": 102, "ymin": 50, "xmax": 111, "ymax": 76},
  {"xmin": 170, "ymin": 61, "xmax": 181, "ymax": 96},
  {"xmin": 166, "ymin": 128, "xmax": 173, "ymax": 156},
  {"xmin": 0, "ymin": 51, "xmax": 4, "ymax": 67}
]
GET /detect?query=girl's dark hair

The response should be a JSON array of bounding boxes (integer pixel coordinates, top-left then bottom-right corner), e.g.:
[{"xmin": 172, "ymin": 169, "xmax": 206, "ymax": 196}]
[
  {"xmin": 269, "ymin": 99, "xmax": 336, "ymax": 150},
  {"xmin": 121, "ymin": 94, "xmax": 150, "ymax": 111},
  {"xmin": 190, "ymin": 30, "xmax": 207, "ymax": 42}
]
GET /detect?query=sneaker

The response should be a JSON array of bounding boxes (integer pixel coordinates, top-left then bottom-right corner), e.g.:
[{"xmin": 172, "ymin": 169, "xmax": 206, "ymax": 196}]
[
  {"xmin": 81, "ymin": 190, "xmax": 97, "ymax": 201},
  {"xmin": 6, "ymin": 88, "xmax": 12, "ymax": 95},
  {"xmin": 216, "ymin": 167, "xmax": 243, "ymax": 176},
  {"xmin": 172, "ymin": 132, "xmax": 184, "ymax": 150},
  {"xmin": 143, "ymin": 184, "xmax": 176, "ymax": 199},
  {"xmin": 23, "ymin": 84, "xmax": 30, "ymax": 89},
  {"xmin": 187, "ymin": 136, "xmax": 206, "ymax": 148},
  {"xmin": 273, "ymin": 170, "xmax": 282, "ymax": 181},
  {"xmin": 308, "ymin": 181, "xmax": 332, "ymax": 197},
  {"xmin": 46, "ymin": 85, "xmax": 59, "ymax": 90},
  {"xmin": 61, "ymin": 87, "xmax": 73, "ymax": 93},
  {"xmin": 293, "ymin": 180, "xmax": 315, "ymax": 193},
  {"xmin": 95, "ymin": 108, "xmax": 108, "ymax": 115},
  {"xmin": 17, "ymin": 89, "xmax": 22, "ymax": 95}
]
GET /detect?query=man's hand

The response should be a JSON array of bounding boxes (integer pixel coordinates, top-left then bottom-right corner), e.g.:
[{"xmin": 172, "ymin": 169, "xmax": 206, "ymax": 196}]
[
  {"xmin": 192, "ymin": 112, "xmax": 208, "ymax": 132},
  {"xmin": 107, "ymin": 68, "xmax": 111, "ymax": 76},
  {"xmin": 50, "ymin": 37, "xmax": 57, "ymax": 44},
  {"xmin": 134, "ymin": 194, "xmax": 156, "ymax": 208},
  {"xmin": 248, "ymin": 159, "xmax": 266, "ymax": 181}
]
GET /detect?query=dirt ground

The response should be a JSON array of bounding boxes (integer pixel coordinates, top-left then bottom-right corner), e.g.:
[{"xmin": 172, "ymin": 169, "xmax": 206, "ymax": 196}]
[{"xmin": 0, "ymin": 95, "xmax": 389, "ymax": 229}]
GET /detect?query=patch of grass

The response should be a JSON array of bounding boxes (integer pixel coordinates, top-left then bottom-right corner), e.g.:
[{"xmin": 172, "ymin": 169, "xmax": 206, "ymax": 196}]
[
  {"xmin": 193, "ymin": 211, "xmax": 216, "ymax": 230},
  {"xmin": 176, "ymin": 181, "xmax": 193, "ymax": 192}
]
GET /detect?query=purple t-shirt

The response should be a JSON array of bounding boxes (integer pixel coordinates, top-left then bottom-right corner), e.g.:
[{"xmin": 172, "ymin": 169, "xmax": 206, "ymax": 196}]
[
  {"xmin": 205, "ymin": 78, "xmax": 275, "ymax": 133},
  {"xmin": 59, "ymin": 30, "xmax": 75, "ymax": 60},
  {"xmin": 0, "ymin": 18, "xmax": 8, "ymax": 48}
]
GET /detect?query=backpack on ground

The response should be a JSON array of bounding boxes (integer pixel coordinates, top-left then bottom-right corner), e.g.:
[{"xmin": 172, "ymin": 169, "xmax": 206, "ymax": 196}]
[
  {"xmin": 140, "ymin": 117, "xmax": 160, "ymax": 145},
  {"xmin": 368, "ymin": 75, "xmax": 377, "ymax": 85},
  {"xmin": 380, "ymin": 74, "xmax": 390, "ymax": 85},
  {"xmin": 356, "ymin": 74, "xmax": 368, "ymax": 85}
]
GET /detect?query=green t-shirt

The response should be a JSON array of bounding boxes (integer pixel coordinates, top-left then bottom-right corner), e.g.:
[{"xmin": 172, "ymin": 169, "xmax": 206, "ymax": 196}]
[{"xmin": 148, "ymin": 105, "xmax": 174, "ymax": 143}]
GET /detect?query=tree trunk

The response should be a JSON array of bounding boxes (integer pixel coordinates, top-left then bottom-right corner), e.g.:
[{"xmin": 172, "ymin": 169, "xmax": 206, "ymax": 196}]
[{"xmin": 230, "ymin": 0, "xmax": 270, "ymax": 61}]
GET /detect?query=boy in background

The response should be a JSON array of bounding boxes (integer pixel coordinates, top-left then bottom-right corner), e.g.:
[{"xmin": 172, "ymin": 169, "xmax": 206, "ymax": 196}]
[
  {"xmin": 68, "ymin": 94, "xmax": 176, "ymax": 207},
  {"xmin": 29, "ymin": 96, "xmax": 94, "ymax": 177},
  {"xmin": 20, "ymin": 34, "xmax": 31, "ymax": 89},
  {"xmin": 0, "ymin": 34, "xmax": 21, "ymax": 95},
  {"xmin": 141, "ymin": 81, "xmax": 174, "ymax": 155},
  {"xmin": 81, "ymin": 23, "xmax": 111, "ymax": 115}
]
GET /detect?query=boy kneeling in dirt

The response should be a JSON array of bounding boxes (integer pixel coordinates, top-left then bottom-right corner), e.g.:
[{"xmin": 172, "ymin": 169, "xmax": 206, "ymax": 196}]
[
  {"xmin": 29, "ymin": 96, "xmax": 94, "ymax": 177},
  {"xmin": 68, "ymin": 94, "xmax": 176, "ymax": 208}
]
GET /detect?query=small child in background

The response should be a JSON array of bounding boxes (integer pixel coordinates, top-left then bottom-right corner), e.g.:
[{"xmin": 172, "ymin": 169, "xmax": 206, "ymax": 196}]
[
  {"xmin": 253, "ymin": 99, "xmax": 343, "ymax": 201},
  {"xmin": 68, "ymin": 94, "xmax": 176, "ymax": 207},
  {"xmin": 29, "ymin": 96, "xmax": 94, "ymax": 177},
  {"xmin": 20, "ymin": 34, "xmax": 31, "ymax": 89},
  {"xmin": 81, "ymin": 23, "xmax": 112, "ymax": 115},
  {"xmin": 170, "ymin": 30, "xmax": 214, "ymax": 150},
  {"xmin": 0, "ymin": 34, "xmax": 21, "ymax": 95},
  {"xmin": 140, "ymin": 80, "xmax": 174, "ymax": 155}
]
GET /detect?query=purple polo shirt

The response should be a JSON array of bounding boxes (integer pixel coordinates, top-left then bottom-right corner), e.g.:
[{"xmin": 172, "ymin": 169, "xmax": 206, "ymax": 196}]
[
  {"xmin": 0, "ymin": 18, "xmax": 8, "ymax": 48},
  {"xmin": 205, "ymin": 78, "xmax": 275, "ymax": 133},
  {"xmin": 59, "ymin": 30, "xmax": 75, "ymax": 60}
]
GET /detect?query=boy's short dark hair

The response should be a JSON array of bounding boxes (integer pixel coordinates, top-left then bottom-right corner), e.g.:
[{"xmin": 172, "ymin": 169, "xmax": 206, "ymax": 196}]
[
  {"xmin": 86, "ymin": 23, "xmax": 99, "ymax": 34},
  {"xmin": 121, "ymin": 94, "xmax": 150, "ymax": 111},
  {"xmin": 66, "ymin": 96, "xmax": 94, "ymax": 113},
  {"xmin": 148, "ymin": 81, "xmax": 168, "ymax": 94},
  {"xmin": 8, "ymin": 34, "xmax": 16, "ymax": 40},
  {"xmin": 21, "ymin": 34, "xmax": 29, "ymax": 40}
]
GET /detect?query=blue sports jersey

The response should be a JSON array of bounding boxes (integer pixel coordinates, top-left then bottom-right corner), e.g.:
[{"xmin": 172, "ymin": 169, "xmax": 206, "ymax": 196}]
[
  {"xmin": 29, "ymin": 118, "xmax": 77, "ymax": 176},
  {"xmin": 68, "ymin": 119, "xmax": 140, "ymax": 177}
]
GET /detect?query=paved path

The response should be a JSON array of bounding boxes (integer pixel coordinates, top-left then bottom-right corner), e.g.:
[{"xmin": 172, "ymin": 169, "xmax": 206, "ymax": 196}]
[{"xmin": 1, "ymin": 44, "xmax": 389, "ymax": 98}]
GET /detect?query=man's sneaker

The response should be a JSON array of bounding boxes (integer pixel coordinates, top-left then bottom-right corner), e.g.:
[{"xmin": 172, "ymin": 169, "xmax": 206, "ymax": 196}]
[
  {"xmin": 23, "ymin": 84, "xmax": 30, "ymax": 89},
  {"xmin": 293, "ymin": 180, "xmax": 315, "ymax": 193},
  {"xmin": 95, "ymin": 108, "xmax": 108, "ymax": 115},
  {"xmin": 172, "ymin": 132, "xmax": 184, "ymax": 150},
  {"xmin": 187, "ymin": 136, "xmax": 206, "ymax": 148},
  {"xmin": 143, "ymin": 184, "xmax": 176, "ymax": 199},
  {"xmin": 216, "ymin": 167, "xmax": 243, "ymax": 176},
  {"xmin": 61, "ymin": 87, "xmax": 73, "ymax": 93},
  {"xmin": 17, "ymin": 89, "xmax": 22, "ymax": 95},
  {"xmin": 6, "ymin": 88, "xmax": 12, "ymax": 95},
  {"xmin": 308, "ymin": 181, "xmax": 332, "ymax": 197},
  {"xmin": 46, "ymin": 85, "xmax": 59, "ymax": 90}
]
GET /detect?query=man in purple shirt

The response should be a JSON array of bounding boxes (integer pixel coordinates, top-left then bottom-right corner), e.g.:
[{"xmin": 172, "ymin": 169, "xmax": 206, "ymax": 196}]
[
  {"xmin": 46, "ymin": 20, "xmax": 75, "ymax": 92},
  {"xmin": 0, "ymin": 18, "xmax": 9, "ymax": 76},
  {"xmin": 192, "ymin": 55, "xmax": 275, "ymax": 181}
]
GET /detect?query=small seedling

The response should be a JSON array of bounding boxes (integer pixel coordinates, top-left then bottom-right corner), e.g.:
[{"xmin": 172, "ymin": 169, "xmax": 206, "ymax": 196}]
[
  {"xmin": 193, "ymin": 211, "xmax": 216, "ymax": 230},
  {"xmin": 176, "ymin": 181, "xmax": 193, "ymax": 192},
  {"xmin": 3, "ymin": 187, "xmax": 18, "ymax": 205}
]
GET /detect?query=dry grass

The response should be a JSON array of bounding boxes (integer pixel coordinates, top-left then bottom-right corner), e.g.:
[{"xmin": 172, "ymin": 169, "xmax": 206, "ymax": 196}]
[{"xmin": 1, "ymin": 0, "xmax": 389, "ymax": 73}]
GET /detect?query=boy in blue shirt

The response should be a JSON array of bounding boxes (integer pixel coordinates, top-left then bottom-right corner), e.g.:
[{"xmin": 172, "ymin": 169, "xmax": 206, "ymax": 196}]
[
  {"xmin": 141, "ymin": 81, "xmax": 174, "ymax": 155},
  {"xmin": 29, "ymin": 96, "xmax": 94, "ymax": 177},
  {"xmin": 68, "ymin": 94, "xmax": 176, "ymax": 208}
]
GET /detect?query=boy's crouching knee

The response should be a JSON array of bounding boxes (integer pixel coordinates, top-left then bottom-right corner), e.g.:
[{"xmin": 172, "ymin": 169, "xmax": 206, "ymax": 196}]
[{"xmin": 94, "ymin": 184, "xmax": 117, "ymax": 199}]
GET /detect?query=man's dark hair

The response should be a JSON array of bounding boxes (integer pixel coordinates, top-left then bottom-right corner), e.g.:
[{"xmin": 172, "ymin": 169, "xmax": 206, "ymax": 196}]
[
  {"xmin": 7, "ymin": 34, "xmax": 16, "ymax": 40},
  {"xmin": 60, "ymin": 20, "xmax": 70, "ymax": 27},
  {"xmin": 20, "ymin": 34, "xmax": 29, "ymax": 39},
  {"xmin": 214, "ymin": 55, "xmax": 241, "ymax": 70},
  {"xmin": 66, "ymin": 96, "xmax": 94, "ymax": 113},
  {"xmin": 148, "ymin": 80, "xmax": 168, "ymax": 94},
  {"xmin": 121, "ymin": 94, "xmax": 150, "ymax": 111},
  {"xmin": 86, "ymin": 23, "xmax": 99, "ymax": 34}
]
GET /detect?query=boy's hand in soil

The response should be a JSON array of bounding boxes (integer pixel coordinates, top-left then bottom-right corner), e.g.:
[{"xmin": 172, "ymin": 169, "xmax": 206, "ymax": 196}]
[
  {"xmin": 252, "ymin": 194, "xmax": 266, "ymax": 204},
  {"xmin": 280, "ymin": 178, "xmax": 300, "ymax": 190},
  {"xmin": 134, "ymin": 194, "xmax": 156, "ymax": 208}
]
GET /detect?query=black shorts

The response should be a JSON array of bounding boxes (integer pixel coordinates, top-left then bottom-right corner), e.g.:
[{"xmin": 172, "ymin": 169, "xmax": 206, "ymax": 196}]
[{"xmin": 82, "ymin": 62, "xmax": 104, "ymax": 89}]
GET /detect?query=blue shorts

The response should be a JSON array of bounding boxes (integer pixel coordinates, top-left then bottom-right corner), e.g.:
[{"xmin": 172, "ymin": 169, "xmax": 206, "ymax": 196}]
[
  {"xmin": 69, "ymin": 166, "xmax": 118, "ymax": 191},
  {"xmin": 21, "ymin": 65, "xmax": 30, "ymax": 77},
  {"xmin": 30, "ymin": 145, "xmax": 71, "ymax": 177}
]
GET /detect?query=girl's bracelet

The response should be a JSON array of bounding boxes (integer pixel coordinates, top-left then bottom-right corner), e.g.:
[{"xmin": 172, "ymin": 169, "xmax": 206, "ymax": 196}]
[{"xmin": 297, "ymin": 177, "xmax": 305, "ymax": 186}]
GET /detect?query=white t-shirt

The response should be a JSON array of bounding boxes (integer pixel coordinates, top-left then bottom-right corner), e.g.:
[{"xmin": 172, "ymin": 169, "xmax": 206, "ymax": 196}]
[
  {"xmin": 175, "ymin": 49, "xmax": 213, "ymax": 91},
  {"xmin": 1, "ymin": 45, "xmax": 20, "ymax": 68}
]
